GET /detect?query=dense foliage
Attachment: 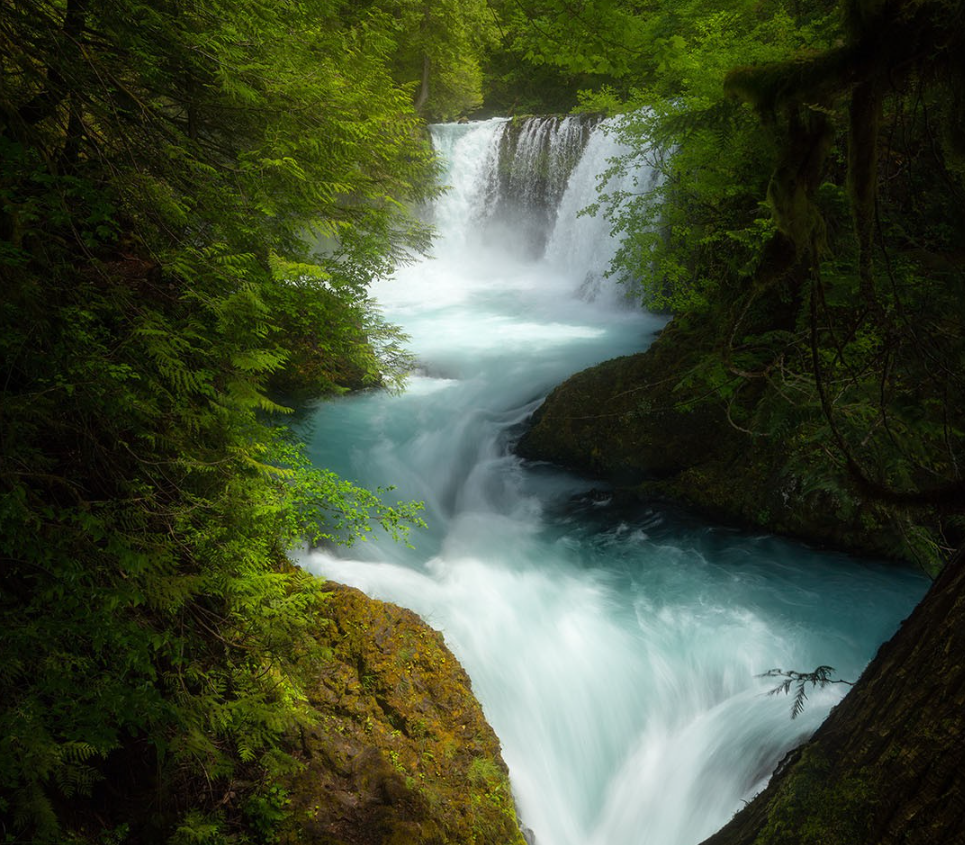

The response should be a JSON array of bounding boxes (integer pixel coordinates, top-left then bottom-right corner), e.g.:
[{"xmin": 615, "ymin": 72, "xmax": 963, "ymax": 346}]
[
  {"xmin": 502, "ymin": 0, "xmax": 965, "ymax": 569},
  {"xmin": 4, "ymin": 0, "xmax": 965, "ymax": 841},
  {"xmin": 388, "ymin": 0, "xmax": 501, "ymax": 120},
  {"xmin": 0, "ymin": 0, "xmax": 476, "ymax": 841}
]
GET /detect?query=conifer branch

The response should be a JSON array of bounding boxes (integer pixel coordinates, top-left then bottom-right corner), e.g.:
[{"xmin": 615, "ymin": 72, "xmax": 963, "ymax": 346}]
[{"xmin": 759, "ymin": 666, "xmax": 855, "ymax": 719}]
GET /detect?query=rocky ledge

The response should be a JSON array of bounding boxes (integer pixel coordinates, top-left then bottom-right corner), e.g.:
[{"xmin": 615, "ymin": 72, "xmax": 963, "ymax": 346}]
[
  {"xmin": 515, "ymin": 319, "xmax": 919, "ymax": 563},
  {"xmin": 282, "ymin": 582, "xmax": 526, "ymax": 845}
]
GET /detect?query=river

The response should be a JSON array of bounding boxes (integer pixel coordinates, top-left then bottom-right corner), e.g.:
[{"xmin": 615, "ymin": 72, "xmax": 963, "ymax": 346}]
[{"xmin": 295, "ymin": 118, "xmax": 927, "ymax": 845}]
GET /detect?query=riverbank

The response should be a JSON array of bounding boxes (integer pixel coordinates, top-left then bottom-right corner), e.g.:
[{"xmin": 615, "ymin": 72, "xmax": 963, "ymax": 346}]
[
  {"xmin": 283, "ymin": 582, "xmax": 525, "ymax": 845},
  {"xmin": 515, "ymin": 314, "xmax": 939, "ymax": 569}
]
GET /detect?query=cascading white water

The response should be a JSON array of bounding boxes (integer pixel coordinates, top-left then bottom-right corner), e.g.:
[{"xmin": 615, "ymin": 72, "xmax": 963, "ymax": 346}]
[
  {"xmin": 297, "ymin": 119, "xmax": 927, "ymax": 845},
  {"xmin": 543, "ymin": 119, "xmax": 660, "ymax": 305},
  {"xmin": 503, "ymin": 116, "xmax": 594, "ymax": 212}
]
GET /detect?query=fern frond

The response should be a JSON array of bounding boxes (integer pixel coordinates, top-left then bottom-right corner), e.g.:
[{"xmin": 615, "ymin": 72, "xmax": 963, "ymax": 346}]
[{"xmin": 758, "ymin": 665, "xmax": 854, "ymax": 719}]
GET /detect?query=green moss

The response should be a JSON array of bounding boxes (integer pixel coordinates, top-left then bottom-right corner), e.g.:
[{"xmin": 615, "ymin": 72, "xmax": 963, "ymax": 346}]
[
  {"xmin": 754, "ymin": 747, "xmax": 878, "ymax": 845},
  {"xmin": 280, "ymin": 584, "xmax": 526, "ymax": 845},
  {"xmin": 466, "ymin": 756, "xmax": 520, "ymax": 844},
  {"xmin": 468, "ymin": 757, "xmax": 503, "ymax": 787}
]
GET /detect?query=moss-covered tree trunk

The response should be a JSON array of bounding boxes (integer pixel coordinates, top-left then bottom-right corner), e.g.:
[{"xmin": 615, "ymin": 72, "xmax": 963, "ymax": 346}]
[{"xmin": 699, "ymin": 545, "xmax": 965, "ymax": 845}]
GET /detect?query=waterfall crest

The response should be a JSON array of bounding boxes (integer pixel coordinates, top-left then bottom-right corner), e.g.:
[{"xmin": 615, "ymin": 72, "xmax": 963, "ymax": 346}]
[{"xmin": 427, "ymin": 115, "xmax": 653, "ymax": 305}]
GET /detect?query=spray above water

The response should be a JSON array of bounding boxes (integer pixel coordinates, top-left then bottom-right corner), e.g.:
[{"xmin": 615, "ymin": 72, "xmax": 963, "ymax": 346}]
[{"xmin": 298, "ymin": 118, "xmax": 927, "ymax": 845}]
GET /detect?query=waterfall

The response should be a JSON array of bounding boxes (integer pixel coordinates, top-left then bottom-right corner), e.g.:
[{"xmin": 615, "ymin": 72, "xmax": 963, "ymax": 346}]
[
  {"xmin": 427, "ymin": 114, "xmax": 656, "ymax": 304},
  {"xmin": 297, "ymin": 118, "xmax": 927, "ymax": 845},
  {"xmin": 490, "ymin": 116, "xmax": 600, "ymax": 257}
]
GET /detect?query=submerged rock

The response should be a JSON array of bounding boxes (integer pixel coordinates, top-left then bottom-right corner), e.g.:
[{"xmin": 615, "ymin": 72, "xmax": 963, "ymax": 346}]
[{"xmin": 283, "ymin": 582, "xmax": 526, "ymax": 845}]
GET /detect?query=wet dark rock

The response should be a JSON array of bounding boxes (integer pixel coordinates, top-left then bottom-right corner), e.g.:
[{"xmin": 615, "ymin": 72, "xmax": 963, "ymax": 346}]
[{"xmin": 516, "ymin": 317, "xmax": 914, "ymax": 561}]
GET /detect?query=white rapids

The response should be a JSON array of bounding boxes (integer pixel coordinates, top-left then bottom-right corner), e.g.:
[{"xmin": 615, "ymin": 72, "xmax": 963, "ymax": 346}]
[{"xmin": 297, "ymin": 118, "xmax": 927, "ymax": 845}]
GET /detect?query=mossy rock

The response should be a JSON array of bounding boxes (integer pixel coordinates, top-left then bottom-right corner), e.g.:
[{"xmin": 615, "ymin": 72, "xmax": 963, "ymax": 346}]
[
  {"xmin": 281, "ymin": 583, "xmax": 526, "ymax": 845},
  {"xmin": 516, "ymin": 318, "xmax": 728, "ymax": 480},
  {"xmin": 516, "ymin": 316, "xmax": 920, "ymax": 562}
]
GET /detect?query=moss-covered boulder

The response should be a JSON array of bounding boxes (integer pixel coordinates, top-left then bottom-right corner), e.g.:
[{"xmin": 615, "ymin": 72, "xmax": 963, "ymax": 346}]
[
  {"xmin": 282, "ymin": 583, "xmax": 525, "ymax": 845},
  {"xmin": 517, "ymin": 319, "xmax": 727, "ymax": 483},
  {"xmin": 516, "ymin": 317, "xmax": 919, "ymax": 562}
]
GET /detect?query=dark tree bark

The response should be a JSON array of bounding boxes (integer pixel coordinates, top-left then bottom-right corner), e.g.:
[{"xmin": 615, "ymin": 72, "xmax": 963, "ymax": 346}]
[
  {"xmin": 700, "ymin": 545, "xmax": 965, "ymax": 845},
  {"xmin": 16, "ymin": 0, "xmax": 88, "ymax": 129}
]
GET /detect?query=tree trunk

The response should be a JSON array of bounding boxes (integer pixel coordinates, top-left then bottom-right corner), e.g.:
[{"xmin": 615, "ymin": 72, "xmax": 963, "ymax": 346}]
[
  {"xmin": 849, "ymin": 77, "xmax": 881, "ymax": 310},
  {"xmin": 16, "ymin": 0, "xmax": 88, "ymax": 128},
  {"xmin": 700, "ymin": 545, "xmax": 965, "ymax": 845},
  {"xmin": 414, "ymin": 53, "xmax": 431, "ymax": 115}
]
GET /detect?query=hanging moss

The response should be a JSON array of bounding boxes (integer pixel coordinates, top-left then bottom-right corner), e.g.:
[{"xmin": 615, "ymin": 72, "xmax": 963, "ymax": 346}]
[{"xmin": 847, "ymin": 78, "xmax": 882, "ymax": 308}]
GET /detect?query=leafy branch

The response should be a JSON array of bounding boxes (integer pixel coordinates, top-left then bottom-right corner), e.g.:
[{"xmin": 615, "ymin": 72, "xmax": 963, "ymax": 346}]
[{"xmin": 759, "ymin": 665, "xmax": 855, "ymax": 720}]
